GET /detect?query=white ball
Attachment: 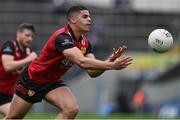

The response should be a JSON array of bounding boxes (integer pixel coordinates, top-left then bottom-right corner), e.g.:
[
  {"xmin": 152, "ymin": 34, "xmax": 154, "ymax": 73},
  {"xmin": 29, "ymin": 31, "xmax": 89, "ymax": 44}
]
[{"xmin": 148, "ymin": 29, "xmax": 173, "ymax": 52}]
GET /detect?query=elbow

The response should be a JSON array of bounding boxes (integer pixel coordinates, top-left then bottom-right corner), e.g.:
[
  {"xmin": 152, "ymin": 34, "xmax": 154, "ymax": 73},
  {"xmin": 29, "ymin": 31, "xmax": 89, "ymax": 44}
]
[
  {"xmin": 3, "ymin": 64, "xmax": 14, "ymax": 72},
  {"xmin": 3, "ymin": 66, "xmax": 13, "ymax": 72},
  {"xmin": 89, "ymin": 74, "xmax": 99, "ymax": 78},
  {"xmin": 88, "ymin": 72, "xmax": 99, "ymax": 78}
]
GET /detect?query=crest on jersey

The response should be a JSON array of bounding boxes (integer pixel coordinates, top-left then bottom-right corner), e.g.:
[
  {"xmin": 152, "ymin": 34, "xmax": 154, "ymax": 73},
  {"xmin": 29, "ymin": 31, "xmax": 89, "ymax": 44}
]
[
  {"xmin": 28, "ymin": 90, "xmax": 35, "ymax": 96},
  {"xmin": 80, "ymin": 47, "xmax": 86, "ymax": 54}
]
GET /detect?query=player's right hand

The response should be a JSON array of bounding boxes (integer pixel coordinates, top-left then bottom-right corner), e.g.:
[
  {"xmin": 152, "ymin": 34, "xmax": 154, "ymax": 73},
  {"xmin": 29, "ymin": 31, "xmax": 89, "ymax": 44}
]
[
  {"xmin": 26, "ymin": 52, "xmax": 38, "ymax": 62},
  {"xmin": 112, "ymin": 56, "xmax": 133, "ymax": 70}
]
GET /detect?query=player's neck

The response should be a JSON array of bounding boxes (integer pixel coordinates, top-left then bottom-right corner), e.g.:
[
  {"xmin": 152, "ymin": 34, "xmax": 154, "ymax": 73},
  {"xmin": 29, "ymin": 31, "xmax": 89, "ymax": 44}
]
[
  {"xmin": 68, "ymin": 24, "xmax": 83, "ymax": 41},
  {"xmin": 16, "ymin": 39, "xmax": 26, "ymax": 51}
]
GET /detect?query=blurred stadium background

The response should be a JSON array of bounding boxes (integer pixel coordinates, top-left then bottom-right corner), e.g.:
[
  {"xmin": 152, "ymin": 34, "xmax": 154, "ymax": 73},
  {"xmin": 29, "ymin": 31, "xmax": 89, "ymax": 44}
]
[{"xmin": 1, "ymin": 0, "xmax": 180, "ymax": 119}]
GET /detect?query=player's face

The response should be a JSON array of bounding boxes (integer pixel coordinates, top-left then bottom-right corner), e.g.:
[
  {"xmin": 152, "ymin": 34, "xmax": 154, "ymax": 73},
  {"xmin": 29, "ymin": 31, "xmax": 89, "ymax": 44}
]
[
  {"xmin": 17, "ymin": 29, "xmax": 34, "ymax": 48},
  {"xmin": 75, "ymin": 10, "xmax": 91, "ymax": 32}
]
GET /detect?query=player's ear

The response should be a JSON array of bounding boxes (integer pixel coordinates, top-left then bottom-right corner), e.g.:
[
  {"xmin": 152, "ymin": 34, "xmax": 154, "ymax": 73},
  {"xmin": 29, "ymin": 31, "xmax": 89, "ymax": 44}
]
[{"xmin": 71, "ymin": 18, "xmax": 76, "ymax": 24}]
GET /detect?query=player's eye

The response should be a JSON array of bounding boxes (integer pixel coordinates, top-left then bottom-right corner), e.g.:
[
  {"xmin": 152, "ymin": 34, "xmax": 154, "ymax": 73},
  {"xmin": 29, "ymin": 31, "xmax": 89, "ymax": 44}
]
[{"xmin": 82, "ymin": 15, "xmax": 89, "ymax": 18}]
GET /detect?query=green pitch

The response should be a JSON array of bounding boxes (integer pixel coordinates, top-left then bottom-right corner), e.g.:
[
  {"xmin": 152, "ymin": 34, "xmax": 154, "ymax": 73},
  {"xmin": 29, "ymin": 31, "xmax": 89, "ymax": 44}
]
[{"xmin": 0, "ymin": 112, "xmax": 159, "ymax": 119}]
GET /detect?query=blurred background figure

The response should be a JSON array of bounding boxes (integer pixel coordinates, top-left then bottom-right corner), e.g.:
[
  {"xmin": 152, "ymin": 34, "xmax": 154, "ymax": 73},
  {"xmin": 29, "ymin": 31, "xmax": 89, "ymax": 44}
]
[
  {"xmin": 1, "ymin": 0, "xmax": 180, "ymax": 119},
  {"xmin": 0, "ymin": 23, "xmax": 37, "ymax": 117}
]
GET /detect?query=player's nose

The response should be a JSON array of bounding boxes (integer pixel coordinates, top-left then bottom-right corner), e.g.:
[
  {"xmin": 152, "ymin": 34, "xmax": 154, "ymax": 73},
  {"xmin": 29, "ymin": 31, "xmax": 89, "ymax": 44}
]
[
  {"xmin": 28, "ymin": 36, "xmax": 33, "ymax": 42},
  {"xmin": 87, "ymin": 16, "xmax": 91, "ymax": 22}
]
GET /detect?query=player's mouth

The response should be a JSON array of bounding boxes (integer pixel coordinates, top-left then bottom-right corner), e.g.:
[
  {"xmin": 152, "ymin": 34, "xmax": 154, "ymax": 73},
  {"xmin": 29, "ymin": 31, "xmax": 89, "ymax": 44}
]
[
  {"xmin": 25, "ymin": 42, "xmax": 31, "ymax": 46},
  {"xmin": 86, "ymin": 23, "xmax": 91, "ymax": 27},
  {"xmin": 26, "ymin": 41, "xmax": 31, "ymax": 44}
]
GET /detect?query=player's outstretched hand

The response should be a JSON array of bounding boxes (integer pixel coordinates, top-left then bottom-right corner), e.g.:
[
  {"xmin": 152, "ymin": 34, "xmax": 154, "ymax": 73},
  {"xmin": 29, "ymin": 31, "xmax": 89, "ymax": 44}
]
[
  {"xmin": 112, "ymin": 56, "xmax": 133, "ymax": 70},
  {"xmin": 109, "ymin": 45, "xmax": 127, "ymax": 62}
]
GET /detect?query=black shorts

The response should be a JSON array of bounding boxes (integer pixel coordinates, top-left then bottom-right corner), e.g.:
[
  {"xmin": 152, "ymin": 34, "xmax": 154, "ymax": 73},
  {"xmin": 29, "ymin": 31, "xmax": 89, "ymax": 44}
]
[
  {"xmin": 0, "ymin": 92, "xmax": 13, "ymax": 106},
  {"xmin": 15, "ymin": 68, "xmax": 66, "ymax": 103}
]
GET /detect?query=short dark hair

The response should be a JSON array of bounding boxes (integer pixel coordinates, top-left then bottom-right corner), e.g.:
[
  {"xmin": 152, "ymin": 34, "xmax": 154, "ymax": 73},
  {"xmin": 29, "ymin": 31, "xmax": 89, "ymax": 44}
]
[
  {"xmin": 18, "ymin": 23, "xmax": 36, "ymax": 34},
  {"xmin": 66, "ymin": 5, "xmax": 88, "ymax": 21}
]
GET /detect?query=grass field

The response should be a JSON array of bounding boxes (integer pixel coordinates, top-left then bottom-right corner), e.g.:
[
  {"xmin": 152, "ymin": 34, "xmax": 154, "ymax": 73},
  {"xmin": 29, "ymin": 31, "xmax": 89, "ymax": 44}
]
[{"xmin": 0, "ymin": 112, "xmax": 159, "ymax": 119}]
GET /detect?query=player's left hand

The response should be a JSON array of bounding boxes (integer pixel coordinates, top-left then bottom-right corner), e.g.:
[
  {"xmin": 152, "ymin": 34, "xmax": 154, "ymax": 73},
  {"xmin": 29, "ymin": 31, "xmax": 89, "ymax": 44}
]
[{"xmin": 108, "ymin": 45, "xmax": 127, "ymax": 62}]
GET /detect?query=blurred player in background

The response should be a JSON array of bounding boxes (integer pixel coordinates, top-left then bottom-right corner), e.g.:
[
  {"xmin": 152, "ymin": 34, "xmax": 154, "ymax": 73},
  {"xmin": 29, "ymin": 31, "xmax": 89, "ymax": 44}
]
[
  {"xmin": 6, "ymin": 6, "xmax": 133, "ymax": 119},
  {"xmin": 0, "ymin": 23, "xmax": 37, "ymax": 116}
]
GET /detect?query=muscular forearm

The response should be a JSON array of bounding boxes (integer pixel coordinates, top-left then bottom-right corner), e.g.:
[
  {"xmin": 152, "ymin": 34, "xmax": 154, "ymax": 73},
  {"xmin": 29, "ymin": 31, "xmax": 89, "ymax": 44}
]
[
  {"xmin": 77, "ymin": 57, "xmax": 113, "ymax": 70},
  {"xmin": 2, "ymin": 52, "xmax": 37, "ymax": 72},
  {"xmin": 3, "ymin": 58, "xmax": 30, "ymax": 72},
  {"xmin": 87, "ymin": 58, "xmax": 111, "ymax": 77}
]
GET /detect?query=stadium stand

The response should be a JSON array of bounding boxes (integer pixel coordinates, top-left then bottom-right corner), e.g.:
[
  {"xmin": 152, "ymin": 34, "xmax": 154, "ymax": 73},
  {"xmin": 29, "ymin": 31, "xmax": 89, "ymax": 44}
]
[{"xmin": 0, "ymin": 1, "xmax": 178, "ymax": 54}]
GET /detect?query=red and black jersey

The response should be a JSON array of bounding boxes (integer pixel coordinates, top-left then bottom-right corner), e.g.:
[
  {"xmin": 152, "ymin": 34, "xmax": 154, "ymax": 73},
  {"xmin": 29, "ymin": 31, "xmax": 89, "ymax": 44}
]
[
  {"xmin": 0, "ymin": 40, "xmax": 31, "ymax": 95},
  {"xmin": 28, "ymin": 25, "xmax": 93, "ymax": 84}
]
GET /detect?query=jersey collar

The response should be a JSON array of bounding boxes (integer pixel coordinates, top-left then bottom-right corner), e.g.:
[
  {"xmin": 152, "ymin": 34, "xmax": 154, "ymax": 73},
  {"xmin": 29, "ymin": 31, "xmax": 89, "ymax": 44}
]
[
  {"xmin": 67, "ymin": 25, "xmax": 83, "ymax": 42},
  {"xmin": 15, "ymin": 39, "xmax": 26, "ymax": 52},
  {"xmin": 15, "ymin": 39, "xmax": 21, "ymax": 50}
]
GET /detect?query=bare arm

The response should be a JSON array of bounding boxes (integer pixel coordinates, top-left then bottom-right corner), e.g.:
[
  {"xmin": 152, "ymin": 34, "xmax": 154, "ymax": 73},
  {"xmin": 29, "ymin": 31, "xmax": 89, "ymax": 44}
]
[
  {"xmin": 85, "ymin": 45, "xmax": 130, "ymax": 77},
  {"xmin": 63, "ymin": 47, "xmax": 132, "ymax": 71},
  {"xmin": 2, "ymin": 52, "xmax": 37, "ymax": 72},
  {"xmin": 85, "ymin": 53, "xmax": 107, "ymax": 77},
  {"xmin": 63, "ymin": 47, "xmax": 113, "ymax": 70}
]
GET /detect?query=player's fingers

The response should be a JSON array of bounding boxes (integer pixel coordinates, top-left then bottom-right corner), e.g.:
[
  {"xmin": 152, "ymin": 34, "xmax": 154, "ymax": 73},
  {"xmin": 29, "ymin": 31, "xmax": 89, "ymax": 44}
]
[
  {"xmin": 118, "ymin": 57, "xmax": 133, "ymax": 65},
  {"xmin": 111, "ymin": 46, "xmax": 128, "ymax": 61},
  {"xmin": 118, "ymin": 56, "xmax": 132, "ymax": 61},
  {"xmin": 120, "ymin": 60, "xmax": 133, "ymax": 67},
  {"xmin": 124, "ymin": 58, "xmax": 133, "ymax": 63},
  {"xmin": 115, "ymin": 48, "xmax": 122, "ymax": 55},
  {"xmin": 124, "ymin": 61, "xmax": 133, "ymax": 66},
  {"xmin": 112, "ymin": 48, "xmax": 122, "ymax": 58},
  {"xmin": 116, "ymin": 61, "xmax": 132, "ymax": 70},
  {"xmin": 112, "ymin": 48, "xmax": 118, "ymax": 56},
  {"xmin": 122, "ymin": 45, "xmax": 127, "ymax": 49},
  {"xmin": 116, "ymin": 45, "xmax": 127, "ymax": 56},
  {"xmin": 114, "ymin": 45, "xmax": 127, "ymax": 53}
]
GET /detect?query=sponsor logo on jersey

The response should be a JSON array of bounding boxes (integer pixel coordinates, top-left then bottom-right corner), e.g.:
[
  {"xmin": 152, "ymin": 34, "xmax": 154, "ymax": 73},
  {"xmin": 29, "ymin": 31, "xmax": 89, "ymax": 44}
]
[
  {"xmin": 62, "ymin": 39, "xmax": 73, "ymax": 45},
  {"xmin": 3, "ymin": 46, "xmax": 12, "ymax": 52}
]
